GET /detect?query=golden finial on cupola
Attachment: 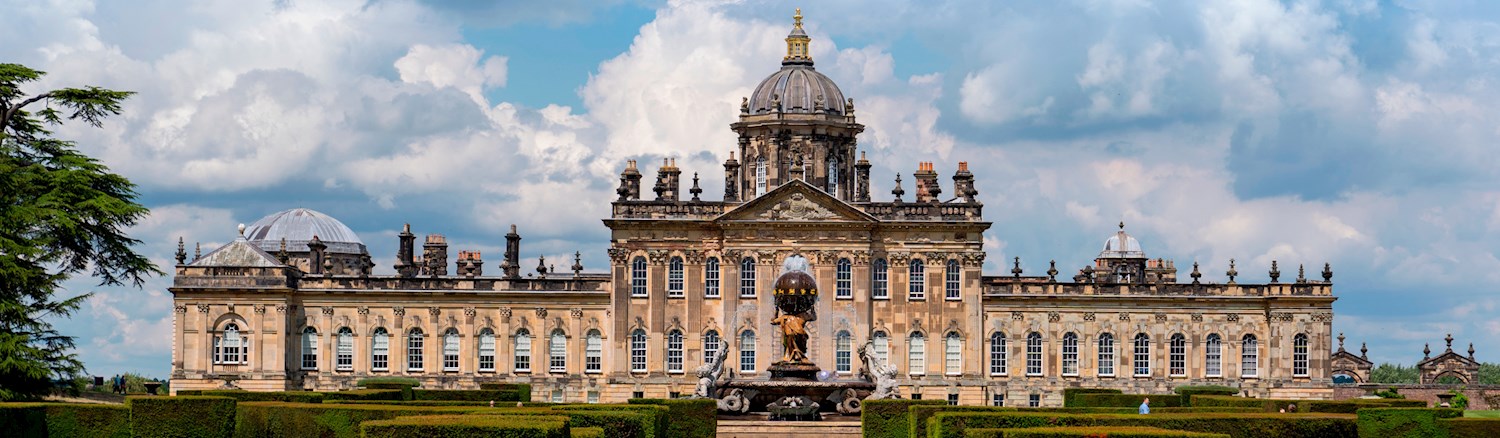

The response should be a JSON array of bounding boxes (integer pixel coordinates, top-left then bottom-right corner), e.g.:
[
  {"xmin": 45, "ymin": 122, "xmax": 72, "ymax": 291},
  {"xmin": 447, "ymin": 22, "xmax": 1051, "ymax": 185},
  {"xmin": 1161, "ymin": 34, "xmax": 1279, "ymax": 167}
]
[{"xmin": 784, "ymin": 8, "xmax": 812, "ymax": 64}]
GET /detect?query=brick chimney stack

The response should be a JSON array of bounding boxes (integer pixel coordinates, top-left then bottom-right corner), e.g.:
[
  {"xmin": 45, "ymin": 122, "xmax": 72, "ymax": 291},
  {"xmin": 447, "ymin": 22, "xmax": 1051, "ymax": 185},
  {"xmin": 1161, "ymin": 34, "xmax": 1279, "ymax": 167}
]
[
  {"xmin": 913, "ymin": 162, "xmax": 941, "ymax": 203},
  {"xmin": 456, "ymin": 251, "xmax": 483, "ymax": 277},
  {"xmin": 659, "ymin": 158, "xmax": 682, "ymax": 201},
  {"xmin": 502, "ymin": 224, "xmax": 521, "ymax": 279},
  {"xmin": 953, "ymin": 161, "xmax": 978, "ymax": 203},
  {"xmin": 854, "ymin": 151, "xmax": 872, "ymax": 202},
  {"xmin": 395, "ymin": 223, "xmax": 416, "ymax": 277},
  {"xmin": 422, "ymin": 234, "xmax": 448, "ymax": 276},
  {"xmin": 723, "ymin": 151, "xmax": 741, "ymax": 202},
  {"xmin": 617, "ymin": 160, "xmax": 642, "ymax": 201}
]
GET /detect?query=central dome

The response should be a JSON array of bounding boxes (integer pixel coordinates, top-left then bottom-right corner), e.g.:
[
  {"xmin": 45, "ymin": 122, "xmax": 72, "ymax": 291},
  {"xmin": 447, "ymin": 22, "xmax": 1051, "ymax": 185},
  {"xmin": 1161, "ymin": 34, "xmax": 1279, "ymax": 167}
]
[
  {"xmin": 745, "ymin": 9, "xmax": 847, "ymax": 116},
  {"xmin": 244, "ymin": 208, "xmax": 367, "ymax": 255}
]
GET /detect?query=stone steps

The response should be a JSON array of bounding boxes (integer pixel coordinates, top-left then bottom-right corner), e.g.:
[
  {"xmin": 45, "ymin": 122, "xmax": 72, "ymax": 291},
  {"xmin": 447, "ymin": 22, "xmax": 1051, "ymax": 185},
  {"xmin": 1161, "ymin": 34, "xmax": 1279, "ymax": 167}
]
[{"xmin": 716, "ymin": 419, "xmax": 862, "ymax": 438}]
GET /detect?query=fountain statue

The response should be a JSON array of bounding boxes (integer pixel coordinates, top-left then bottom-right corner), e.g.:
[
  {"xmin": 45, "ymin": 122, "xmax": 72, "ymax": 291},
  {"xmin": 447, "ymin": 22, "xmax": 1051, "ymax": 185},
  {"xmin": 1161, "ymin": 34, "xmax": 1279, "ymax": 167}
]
[
  {"xmin": 693, "ymin": 344, "xmax": 729, "ymax": 398},
  {"xmin": 769, "ymin": 256, "xmax": 818, "ymax": 378},
  {"xmin": 858, "ymin": 341, "xmax": 901, "ymax": 400}
]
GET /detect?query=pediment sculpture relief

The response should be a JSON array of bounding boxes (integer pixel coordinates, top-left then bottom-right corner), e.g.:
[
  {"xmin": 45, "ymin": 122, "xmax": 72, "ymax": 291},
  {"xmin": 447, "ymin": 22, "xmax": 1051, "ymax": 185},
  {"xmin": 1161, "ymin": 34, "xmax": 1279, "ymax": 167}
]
[{"xmin": 758, "ymin": 193, "xmax": 837, "ymax": 220}]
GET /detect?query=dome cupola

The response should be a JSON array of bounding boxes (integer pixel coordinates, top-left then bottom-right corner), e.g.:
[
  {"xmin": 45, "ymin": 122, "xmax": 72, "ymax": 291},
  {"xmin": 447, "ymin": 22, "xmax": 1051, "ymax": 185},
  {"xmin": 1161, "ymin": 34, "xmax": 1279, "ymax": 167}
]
[
  {"xmin": 744, "ymin": 9, "xmax": 847, "ymax": 116},
  {"xmin": 244, "ymin": 208, "xmax": 367, "ymax": 255},
  {"xmin": 1098, "ymin": 222, "xmax": 1144, "ymax": 259}
]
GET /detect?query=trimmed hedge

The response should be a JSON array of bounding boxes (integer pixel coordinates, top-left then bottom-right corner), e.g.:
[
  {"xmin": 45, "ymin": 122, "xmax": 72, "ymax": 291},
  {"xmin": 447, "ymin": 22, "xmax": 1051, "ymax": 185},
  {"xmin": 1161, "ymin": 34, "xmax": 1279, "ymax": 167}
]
[
  {"xmin": 1062, "ymin": 388, "xmax": 1123, "ymax": 408},
  {"xmin": 1355, "ymin": 407, "xmax": 1463, "ymax": 438},
  {"xmin": 199, "ymin": 390, "xmax": 325, "ymax": 404},
  {"xmin": 965, "ymin": 426, "xmax": 1230, "ymax": 438},
  {"xmin": 1189, "ymin": 395, "xmax": 1427, "ymax": 414},
  {"xmin": 479, "ymin": 383, "xmax": 533, "ymax": 402},
  {"xmin": 0, "ymin": 402, "xmax": 131, "ymax": 438},
  {"xmin": 355, "ymin": 377, "xmax": 420, "ymax": 388},
  {"xmin": 360, "ymin": 414, "xmax": 569, "ymax": 438},
  {"xmin": 553, "ymin": 404, "xmax": 668, "ymax": 438},
  {"xmin": 1172, "ymin": 386, "xmax": 1238, "ymax": 407},
  {"xmin": 1444, "ymin": 417, "xmax": 1500, "ymax": 438},
  {"xmin": 323, "ymin": 400, "xmax": 492, "ymax": 406},
  {"xmin": 863, "ymin": 399, "xmax": 949, "ymax": 438},
  {"xmin": 128, "ymin": 396, "xmax": 237, "ymax": 438},
  {"xmin": 927, "ymin": 411, "xmax": 1358, "ymax": 438},
  {"xmin": 628, "ymin": 398, "xmax": 717, "ymax": 438},
  {"xmin": 322, "ymin": 389, "xmax": 405, "ymax": 402},
  {"xmin": 174, "ymin": 390, "xmax": 203, "ymax": 396},
  {"xmin": 1072, "ymin": 394, "xmax": 1182, "ymax": 409},
  {"xmin": 908, "ymin": 406, "xmax": 1263, "ymax": 438},
  {"xmin": 233, "ymin": 401, "xmax": 503, "ymax": 438},
  {"xmin": 570, "ymin": 426, "xmax": 604, "ymax": 438},
  {"xmin": 413, "ymin": 389, "xmax": 521, "ymax": 402}
]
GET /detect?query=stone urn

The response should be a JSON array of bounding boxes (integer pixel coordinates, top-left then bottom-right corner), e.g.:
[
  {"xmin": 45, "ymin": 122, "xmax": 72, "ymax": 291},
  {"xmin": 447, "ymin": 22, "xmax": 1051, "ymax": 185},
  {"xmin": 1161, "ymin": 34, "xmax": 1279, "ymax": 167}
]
[{"xmin": 143, "ymin": 382, "xmax": 162, "ymax": 395}]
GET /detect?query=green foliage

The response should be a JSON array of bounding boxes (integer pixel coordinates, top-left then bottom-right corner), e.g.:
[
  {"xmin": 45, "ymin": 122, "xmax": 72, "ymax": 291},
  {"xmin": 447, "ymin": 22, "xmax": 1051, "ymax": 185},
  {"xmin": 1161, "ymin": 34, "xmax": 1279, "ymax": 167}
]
[
  {"xmin": 1062, "ymin": 388, "xmax": 1123, "ymax": 407},
  {"xmin": 927, "ymin": 411, "xmax": 1358, "ymax": 438},
  {"xmin": 199, "ymin": 390, "xmax": 325, "ymax": 404},
  {"xmin": 413, "ymin": 389, "xmax": 520, "ymax": 402},
  {"xmin": 324, "ymin": 400, "xmax": 491, "ymax": 406},
  {"xmin": 1072, "ymin": 394, "xmax": 1182, "ymax": 408},
  {"xmin": 355, "ymin": 377, "xmax": 420, "ymax": 388},
  {"xmin": 1355, "ymin": 407, "xmax": 1463, "ymax": 438},
  {"xmin": 0, "ymin": 402, "xmax": 131, "ymax": 438},
  {"xmin": 1444, "ymin": 417, "xmax": 1500, "ymax": 438},
  {"xmin": 569, "ymin": 426, "xmax": 604, "ymax": 438},
  {"xmin": 233, "ymin": 401, "xmax": 499, "ymax": 438},
  {"xmin": 910, "ymin": 405, "xmax": 1020, "ymax": 437},
  {"xmin": 359, "ymin": 414, "xmax": 569, "ymax": 438},
  {"xmin": 1187, "ymin": 395, "xmax": 1424, "ymax": 413},
  {"xmin": 1172, "ymin": 386, "xmax": 1238, "ymax": 407},
  {"xmin": 553, "ymin": 404, "xmax": 667, "ymax": 438},
  {"xmin": 1437, "ymin": 375, "xmax": 1466, "ymax": 385},
  {"xmin": 1370, "ymin": 363, "xmax": 1420, "ymax": 384},
  {"xmin": 479, "ymin": 383, "xmax": 532, "ymax": 402},
  {"xmin": 1448, "ymin": 390, "xmax": 1469, "ymax": 410},
  {"xmin": 627, "ymin": 398, "xmax": 717, "ymax": 438},
  {"xmin": 1478, "ymin": 363, "xmax": 1500, "ymax": 385},
  {"xmin": 128, "ymin": 396, "xmax": 237, "ymax": 438},
  {"xmin": 861, "ymin": 398, "xmax": 948, "ymax": 438},
  {"xmin": 0, "ymin": 63, "xmax": 158, "ymax": 402},
  {"xmin": 1374, "ymin": 389, "xmax": 1404, "ymax": 399},
  {"xmin": 963, "ymin": 426, "xmax": 1230, "ymax": 438},
  {"xmin": 323, "ymin": 389, "xmax": 405, "ymax": 401}
]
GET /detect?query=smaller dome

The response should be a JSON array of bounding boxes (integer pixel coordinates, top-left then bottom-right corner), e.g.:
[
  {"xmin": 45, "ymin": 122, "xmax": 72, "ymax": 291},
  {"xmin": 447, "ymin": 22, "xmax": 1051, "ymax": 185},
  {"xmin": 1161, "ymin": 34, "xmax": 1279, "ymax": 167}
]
[
  {"xmin": 1098, "ymin": 223, "xmax": 1145, "ymax": 259},
  {"xmin": 774, "ymin": 271, "xmax": 818, "ymax": 295},
  {"xmin": 245, "ymin": 208, "xmax": 367, "ymax": 255}
]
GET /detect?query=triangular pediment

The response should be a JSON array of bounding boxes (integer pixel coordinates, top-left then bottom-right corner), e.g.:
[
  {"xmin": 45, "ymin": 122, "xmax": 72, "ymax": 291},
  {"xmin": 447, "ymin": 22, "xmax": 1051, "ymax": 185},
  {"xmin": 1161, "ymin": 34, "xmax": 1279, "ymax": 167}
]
[
  {"xmin": 716, "ymin": 180, "xmax": 876, "ymax": 223},
  {"xmin": 1418, "ymin": 351, "xmax": 1479, "ymax": 368},
  {"xmin": 1330, "ymin": 350, "xmax": 1372, "ymax": 367},
  {"xmin": 191, "ymin": 238, "xmax": 282, "ymax": 267}
]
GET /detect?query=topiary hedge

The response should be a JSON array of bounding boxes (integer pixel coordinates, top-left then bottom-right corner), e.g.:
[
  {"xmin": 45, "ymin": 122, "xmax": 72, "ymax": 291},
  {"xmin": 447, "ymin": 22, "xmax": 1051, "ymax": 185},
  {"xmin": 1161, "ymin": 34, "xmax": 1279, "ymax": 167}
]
[
  {"xmin": 1444, "ymin": 417, "xmax": 1500, "ymax": 438},
  {"xmin": 628, "ymin": 398, "xmax": 717, "ymax": 438},
  {"xmin": 232, "ymin": 401, "xmax": 503, "ymax": 438},
  {"xmin": 1062, "ymin": 388, "xmax": 1123, "ymax": 408},
  {"xmin": 570, "ymin": 426, "xmax": 604, "ymax": 438},
  {"xmin": 413, "ymin": 389, "xmax": 522, "ymax": 402},
  {"xmin": 322, "ymin": 389, "xmax": 405, "ymax": 402},
  {"xmin": 553, "ymin": 404, "xmax": 667, "ymax": 438},
  {"xmin": 1172, "ymin": 386, "xmax": 1238, "ymax": 407},
  {"xmin": 356, "ymin": 377, "xmax": 420, "ymax": 388},
  {"xmin": 128, "ymin": 396, "xmax": 237, "ymax": 438},
  {"xmin": 360, "ymin": 414, "xmax": 569, "ymax": 438},
  {"xmin": 862, "ymin": 399, "xmax": 948, "ymax": 438},
  {"xmin": 909, "ymin": 405, "xmax": 1021, "ymax": 438},
  {"xmin": 927, "ymin": 411, "xmax": 1358, "ymax": 438},
  {"xmin": 479, "ymin": 383, "xmax": 532, "ymax": 402},
  {"xmin": 174, "ymin": 390, "xmax": 203, "ymax": 396},
  {"xmin": 964, "ymin": 426, "xmax": 1231, "ymax": 438},
  {"xmin": 198, "ymin": 390, "xmax": 325, "ymax": 404},
  {"xmin": 1189, "ymin": 395, "xmax": 1427, "ymax": 414},
  {"xmin": 1355, "ymin": 407, "xmax": 1463, "ymax": 438},
  {"xmin": 1071, "ymin": 394, "xmax": 1182, "ymax": 409},
  {"xmin": 0, "ymin": 402, "xmax": 131, "ymax": 438}
]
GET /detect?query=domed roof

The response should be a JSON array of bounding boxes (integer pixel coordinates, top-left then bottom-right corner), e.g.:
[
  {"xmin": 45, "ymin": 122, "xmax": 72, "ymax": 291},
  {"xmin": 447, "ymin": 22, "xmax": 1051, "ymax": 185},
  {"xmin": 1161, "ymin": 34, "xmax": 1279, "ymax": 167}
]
[
  {"xmin": 745, "ymin": 9, "xmax": 847, "ymax": 116},
  {"xmin": 244, "ymin": 208, "xmax": 366, "ymax": 255},
  {"xmin": 1098, "ymin": 222, "xmax": 1145, "ymax": 259},
  {"xmin": 747, "ymin": 66, "xmax": 847, "ymax": 116}
]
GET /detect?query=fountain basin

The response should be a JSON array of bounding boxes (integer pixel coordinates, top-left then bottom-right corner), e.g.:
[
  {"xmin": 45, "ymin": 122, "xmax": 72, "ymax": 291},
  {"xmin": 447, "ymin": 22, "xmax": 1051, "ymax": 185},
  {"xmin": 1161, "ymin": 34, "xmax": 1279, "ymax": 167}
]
[{"xmin": 721, "ymin": 380, "xmax": 874, "ymax": 414}]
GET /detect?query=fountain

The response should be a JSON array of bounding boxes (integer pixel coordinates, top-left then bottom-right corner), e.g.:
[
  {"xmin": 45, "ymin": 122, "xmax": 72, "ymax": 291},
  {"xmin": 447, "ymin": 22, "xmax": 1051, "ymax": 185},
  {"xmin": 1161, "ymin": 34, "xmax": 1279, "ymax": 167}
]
[{"xmin": 703, "ymin": 255, "xmax": 891, "ymax": 420}]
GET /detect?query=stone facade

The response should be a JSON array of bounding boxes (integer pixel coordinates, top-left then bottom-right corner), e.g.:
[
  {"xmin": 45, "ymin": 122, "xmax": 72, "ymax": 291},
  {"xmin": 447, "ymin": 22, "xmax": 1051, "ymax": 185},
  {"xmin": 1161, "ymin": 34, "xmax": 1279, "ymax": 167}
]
[{"xmin": 168, "ymin": 11, "xmax": 1339, "ymax": 405}]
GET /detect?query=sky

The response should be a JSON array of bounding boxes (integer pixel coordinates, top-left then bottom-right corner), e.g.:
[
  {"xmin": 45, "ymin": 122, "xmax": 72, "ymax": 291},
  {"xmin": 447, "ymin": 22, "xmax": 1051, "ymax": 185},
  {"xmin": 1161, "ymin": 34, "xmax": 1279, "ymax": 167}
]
[{"xmin": 5, "ymin": 0, "xmax": 1500, "ymax": 379}]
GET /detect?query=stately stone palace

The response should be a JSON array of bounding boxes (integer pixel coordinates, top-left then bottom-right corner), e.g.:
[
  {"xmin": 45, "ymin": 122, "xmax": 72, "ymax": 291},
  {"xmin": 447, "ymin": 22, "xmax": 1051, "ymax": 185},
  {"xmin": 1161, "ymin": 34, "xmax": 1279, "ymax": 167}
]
[{"xmin": 169, "ymin": 12, "xmax": 1339, "ymax": 406}]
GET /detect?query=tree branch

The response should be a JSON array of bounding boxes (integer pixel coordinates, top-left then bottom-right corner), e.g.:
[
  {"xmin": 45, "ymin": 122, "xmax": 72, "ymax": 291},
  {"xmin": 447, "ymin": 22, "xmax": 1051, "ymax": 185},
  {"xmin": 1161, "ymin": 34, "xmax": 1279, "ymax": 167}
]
[{"xmin": 0, "ymin": 91, "xmax": 55, "ymax": 133}]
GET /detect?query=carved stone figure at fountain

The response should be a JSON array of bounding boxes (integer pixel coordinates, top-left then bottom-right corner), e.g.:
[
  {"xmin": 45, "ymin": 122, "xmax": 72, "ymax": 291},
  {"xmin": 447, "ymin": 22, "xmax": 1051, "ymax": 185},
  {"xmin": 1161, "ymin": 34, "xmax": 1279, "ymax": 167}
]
[{"xmin": 769, "ymin": 256, "xmax": 819, "ymax": 380}]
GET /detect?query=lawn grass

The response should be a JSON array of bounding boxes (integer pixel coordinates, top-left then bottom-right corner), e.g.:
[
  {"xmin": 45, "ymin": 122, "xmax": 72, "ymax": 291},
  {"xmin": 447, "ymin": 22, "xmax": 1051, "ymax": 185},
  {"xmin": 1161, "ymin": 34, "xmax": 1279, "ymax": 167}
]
[{"xmin": 1464, "ymin": 410, "xmax": 1500, "ymax": 418}]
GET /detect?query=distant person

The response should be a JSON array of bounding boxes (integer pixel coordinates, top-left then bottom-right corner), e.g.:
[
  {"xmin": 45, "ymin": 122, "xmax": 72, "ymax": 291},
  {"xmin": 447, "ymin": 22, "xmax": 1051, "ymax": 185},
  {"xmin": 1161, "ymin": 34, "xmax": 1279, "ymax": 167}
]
[{"xmin": 1139, "ymin": 397, "xmax": 1150, "ymax": 414}]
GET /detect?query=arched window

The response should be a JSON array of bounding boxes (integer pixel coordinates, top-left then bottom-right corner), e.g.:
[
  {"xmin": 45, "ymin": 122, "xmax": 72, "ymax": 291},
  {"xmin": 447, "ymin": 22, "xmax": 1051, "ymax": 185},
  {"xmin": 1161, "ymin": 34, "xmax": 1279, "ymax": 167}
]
[
  {"xmin": 630, "ymin": 329, "xmax": 647, "ymax": 372},
  {"xmin": 835, "ymin": 331, "xmax": 852, "ymax": 373},
  {"xmin": 1169, "ymin": 334, "xmax": 1186, "ymax": 376},
  {"xmin": 1061, "ymin": 332, "xmax": 1079, "ymax": 376},
  {"xmin": 301, "ymin": 327, "xmax": 319, "ymax": 370},
  {"xmin": 214, "ymin": 323, "xmax": 245, "ymax": 365},
  {"xmin": 705, "ymin": 257, "xmax": 721, "ymax": 298},
  {"xmin": 703, "ymin": 330, "xmax": 721, "ymax": 365},
  {"xmin": 740, "ymin": 257, "xmax": 757, "ymax": 297},
  {"xmin": 872, "ymin": 258, "xmax": 889, "ymax": 299},
  {"xmin": 443, "ymin": 328, "xmax": 460, "ymax": 371},
  {"xmin": 1293, "ymin": 334, "xmax": 1309, "ymax": 377},
  {"xmin": 550, "ymin": 329, "xmax": 567, "ymax": 373},
  {"xmin": 836, "ymin": 258, "xmax": 852, "ymax": 299},
  {"xmin": 513, "ymin": 328, "xmax": 531, "ymax": 372},
  {"xmin": 407, "ymin": 328, "xmax": 424, "ymax": 371},
  {"xmin": 755, "ymin": 157, "xmax": 767, "ymax": 195},
  {"xmin": 827, "ymin": 158, "xmax": 840, "ymax": 194},
  {"xmin": 371, "ymin": 327, "xmax": 389, "ymax": 371},
  {"xmin": 1206, "ymin": 334, "xmax": 1222, "ymax": 377},
  {"xmin": 945, "ymin": 332, "xmax": 963, "ymax": 375},
  {"xmin": 989, "ymin": 332, "xmax": 1007, "ymax": 375},
  {"xmin": 1097, "ymin": 333, "xmax": 1115, "ymax": 377},
  {"xmin": 630, "ymin": 256, "xmax": 648, "ymax": 297},
  {"xmin": 666, "ymin": 329, "xmax": 684, "ymax": 373},
  {"xmin": 336, "ymin": 328, "xmax": 354, "ymax": 371},
  {"xmin": 668, "ymin": 256, "xmax": 684, "ymax": 297},
  {"xmin": 872, "ymin": 331, "xmax": 890, "ymax": 364},
  {"xmin": 945, "ymin": 260, "xmax": 961, "ymax": 300},
  {"xmin": 1242, "ymin": 335, "xmax": 1259, "ymax": 378},
  {"xmin": 1133, "ymin": 333, "xmax": 1151, "ymax": 377},
  {"xmin": 909, "ymin": 259, "xmax": 926, "ymax": 300},
  {"xmin": 478, "ymin": 328, "xmax": 495, "ymax": 372},
  {"xmin": 739, "ymin": 330, "xmax": 757, "ymax": 373},
  {"xmin": 584, "ymin": 330, "xmax": 602, "ymax": 373},
  {"xmin": 908, "ymin": 332, "xmax": 926, "ymax": 375},
  {"xmin": 1026, "ymin": 332, "xmax": 1043, "ymax": 376}
]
